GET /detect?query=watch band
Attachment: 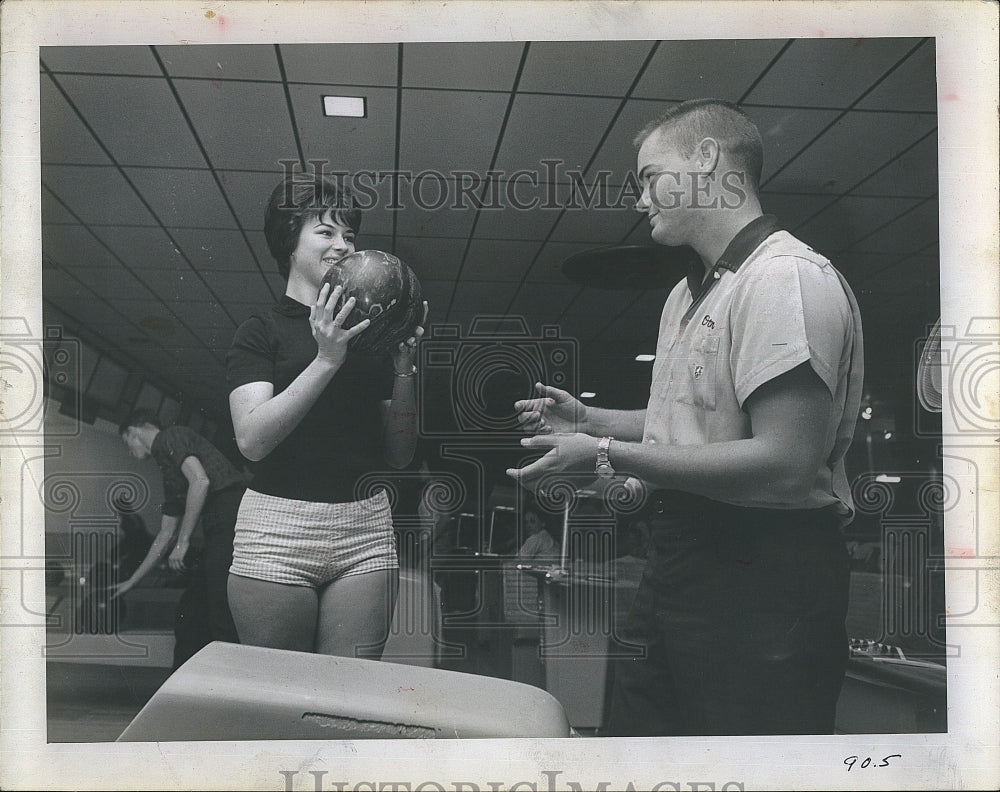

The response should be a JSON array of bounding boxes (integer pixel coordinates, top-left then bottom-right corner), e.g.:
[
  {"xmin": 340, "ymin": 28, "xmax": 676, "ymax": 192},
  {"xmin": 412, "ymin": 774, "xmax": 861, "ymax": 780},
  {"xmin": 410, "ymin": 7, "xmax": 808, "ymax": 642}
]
[{"xmin": 596, "ymin": 436, "xmax": 615, "ymax": 478}]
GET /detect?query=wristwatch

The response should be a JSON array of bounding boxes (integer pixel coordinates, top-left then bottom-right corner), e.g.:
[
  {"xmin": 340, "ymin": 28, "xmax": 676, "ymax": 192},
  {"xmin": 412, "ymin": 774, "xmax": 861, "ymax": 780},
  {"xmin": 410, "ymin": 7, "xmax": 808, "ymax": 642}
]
[{"xmin": 596, "ymin": 436, "xmax": 615, "ymax": 478}]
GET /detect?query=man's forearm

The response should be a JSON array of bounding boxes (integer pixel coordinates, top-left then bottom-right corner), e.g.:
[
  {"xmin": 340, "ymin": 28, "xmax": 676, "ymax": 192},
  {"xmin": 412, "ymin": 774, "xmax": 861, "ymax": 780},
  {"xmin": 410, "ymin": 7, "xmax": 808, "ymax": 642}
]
[
  {"xmin": 583, "ymin": 408, "xmax": 646, "ymax": 441},
  {"xmin": 176, "ymin": 480, "xmax": 209, "ymax": 547},
  {"xmin": 611, "ymin": 435, "xmax": 816, "ymax": 504},
  {"xmin": 127, "ymin": 516, "xmax": 179, "ymax": 585}
]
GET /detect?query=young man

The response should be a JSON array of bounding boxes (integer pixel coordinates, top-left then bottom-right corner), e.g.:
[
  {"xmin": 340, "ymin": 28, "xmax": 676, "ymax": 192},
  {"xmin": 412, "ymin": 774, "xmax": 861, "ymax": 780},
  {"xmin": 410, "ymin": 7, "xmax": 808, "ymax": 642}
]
[
  {"xmin": 508, "ymin": 99, "xmax": 864, "ymax": 735},
  {"xmin": 116, "ymin": 410, "xmax": 246, "ymax": 669}
]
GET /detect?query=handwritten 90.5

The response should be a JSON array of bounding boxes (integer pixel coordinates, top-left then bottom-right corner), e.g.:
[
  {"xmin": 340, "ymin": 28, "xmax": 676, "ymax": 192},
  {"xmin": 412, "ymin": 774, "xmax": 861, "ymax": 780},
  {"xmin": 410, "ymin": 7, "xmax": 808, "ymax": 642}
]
[{"xmin": 844, "ymin": 754, "xmax": 902, "ymax": 771}]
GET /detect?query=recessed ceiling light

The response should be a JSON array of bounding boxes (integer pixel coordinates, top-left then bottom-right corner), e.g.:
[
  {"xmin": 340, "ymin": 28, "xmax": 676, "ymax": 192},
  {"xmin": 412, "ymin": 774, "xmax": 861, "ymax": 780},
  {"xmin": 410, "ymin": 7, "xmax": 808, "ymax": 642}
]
[
  {"xmin": 635, "ymin": 354, "xmax": 656, "ymax": 362},
  {"xmin": 323, "ymin": 95, "xmax": 366, "ymax": 118},
  {"xmin": 580, "ymin": 391, "xmax": 596, "ymax": 399}
]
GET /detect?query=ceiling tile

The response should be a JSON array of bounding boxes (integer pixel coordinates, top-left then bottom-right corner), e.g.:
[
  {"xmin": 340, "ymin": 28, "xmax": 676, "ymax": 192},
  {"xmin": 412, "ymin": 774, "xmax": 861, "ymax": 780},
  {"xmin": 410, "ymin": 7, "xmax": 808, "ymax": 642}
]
[
  {"xmin": 172, "ymin": 229, "xmax": 264, "ymax": 273},
  {"xmin": 81, "ymin": 267, "xmax": 160, "ymax": 303},
  {"xmin": 415, "ymin": 280, "xmax": 458, "ymax": 316},
  {"xmin": 291, "ymin": 84, "xmax": 397, "ymax": 174},
  {"xmin": 40, "ymin": 45, "xmax": 162, "ymax": 75},
  {"xmin": 40, "ymin": 75, "xmax": 113, "ymax": 165},
  {"xmin": 403, "ymin": 42, "xmax": 523, "ymax": 90},
  {"xmin": 123, "ymin": 168, "xmax": 240, "ymax": 228},
  {"xmin": 200, "ymin": 271, "xmax": 276, "ymax": 305},
  {"xmin": 473, "ymin": 188, "xmax": 567, "ymax": 241},
  {"xmin": 763, "ymin": 111, "xmax": 937, "ymax": 194},
  {"xmin": 279, "ymin": 44, "xmax": 399, "ymax": 87},
  {"xmin": 507, "ymin": 281, "xmax": 582, "ymax": 318},
  {"xmin": 450, "ymin": 280, "xmax": 521, "ymax": 315},
  {"xmin": 795, "ymin": 196, "xmax": 924, "ymax": 255},
  {"xmin": 461, "ymin": 239, "xmax": 541, "ymax": 282},
  {"xmin": 43, "ymin": 272, "xmax": 90, "ymax": 305},
  {"xmin": 90, "ymin": 226, "xmax": 191, "ymax": 271},
  {"xmin": 41, "ymin": 190, "xmax": 82, "ymax": 225},
  {"xmin": 493, "ymin": 94, "xmax": 621, "ymax": 177},
  {"xmin": 585, "ymin": 98, "xmax": 673, "ymax": 186},
  {"xmin": 746, "ymin": 106, "xmax": 843, "ymax": 182},
  {"xmin": 550, "ymin": 203, "xmax": 640, "ymax": 244},
  {"xmin": 633, "ymin": 40, "xmax": 788, "ymax": 102},
  {"xmin": 42, "ymin": 224, "xmax": 121, "ymax": 269},
  {"xmin": 849, "ymin": 132, "xmax": 938, "ymax": 198},
  {"xmin": 156, "ymin": 44, "xmax": 280, "ymax": 80},
  {"xmin": 845, "ymin": 198, "xmax": 939, "ymax": 256},
  {"xmin": 170, "ymin": 300, "xmax": 236, "ymax": 331},
  {"xmin": 136, "ymin": 267, "xmax": 223, "ymax": 304},
  {"xmin": 72, "ymin": 266, "xmax": 158, "ymax": 302},
  {"xmin": 174, "ymin": 79, "xmax": 298, "ymax": 171},
  {"xmin": 565, "ymin": 287, "xmax": 644, "ymax": 319},
  {"xmin": 399, "ymin": 89, "xmax": 509, "ymax": 174},
  {"xmin": 391, "ymin": 236, "xmax": 468, "ymax": 282},
  {"xmin": 51, "ymin": 74, "xmax": 207, "ymax": 168},
  {"xmin": 41, "ymin": 165, "xmax": 158, "ymax": 226},
  {"xmin": 217, "ymin": 170, "xmax": 285, "ymax": 230},
  {"xmin": 743, "ymin": 38, "xmax": 922, "ymax": 108},
  {"xmin": 856, "ymin": 40, "xmax": 937, "ymax": 112},
  {"xmin": 519, "ymin": 41, "xmax": 653, "ymax": 96},
  {"xmin": 761, "ymin": 192, "xmax": 838, "ymax": 231},
  {"xmin": 395, "ymin": 197, "xmax": 477, "ymax": 238},
  {"xmin": 524, "ymin": 241, "xmax": 597, "ymax": 283}
]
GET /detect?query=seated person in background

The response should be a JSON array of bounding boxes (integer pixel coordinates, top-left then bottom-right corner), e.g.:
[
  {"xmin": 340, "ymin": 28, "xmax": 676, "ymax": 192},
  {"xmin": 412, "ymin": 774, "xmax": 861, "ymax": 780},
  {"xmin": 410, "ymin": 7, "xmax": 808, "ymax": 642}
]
[
  {"xmin": 518, "ymin": 505, "xmax": 562, "ymax": 564},
  {"xmin": 115, "ymin": 410, "xmax": 247, "ymax": 669}
]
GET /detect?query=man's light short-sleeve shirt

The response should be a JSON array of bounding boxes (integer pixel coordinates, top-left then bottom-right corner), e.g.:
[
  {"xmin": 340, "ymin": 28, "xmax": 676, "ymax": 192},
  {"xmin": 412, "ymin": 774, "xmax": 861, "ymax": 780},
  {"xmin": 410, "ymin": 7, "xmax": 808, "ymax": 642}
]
[{"xmin": 642, "ymin": 217, "xmax": 865, "ymax": 520}]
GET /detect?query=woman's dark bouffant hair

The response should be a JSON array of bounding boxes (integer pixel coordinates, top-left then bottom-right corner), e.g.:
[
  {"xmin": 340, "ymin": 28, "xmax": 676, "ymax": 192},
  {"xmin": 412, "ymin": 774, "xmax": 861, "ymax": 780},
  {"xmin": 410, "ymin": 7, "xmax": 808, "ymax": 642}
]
[{"xmin": 263, "ymin": 174, "xmax": 364, "ymax": 280}]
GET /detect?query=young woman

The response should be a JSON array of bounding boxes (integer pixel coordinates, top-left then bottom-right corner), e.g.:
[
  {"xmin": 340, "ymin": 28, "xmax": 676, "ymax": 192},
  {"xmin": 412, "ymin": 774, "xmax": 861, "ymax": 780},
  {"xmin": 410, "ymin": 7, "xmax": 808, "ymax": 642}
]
[{"xmin": 226, "ymin": 174, "xmax": 425, "ymax": 658}]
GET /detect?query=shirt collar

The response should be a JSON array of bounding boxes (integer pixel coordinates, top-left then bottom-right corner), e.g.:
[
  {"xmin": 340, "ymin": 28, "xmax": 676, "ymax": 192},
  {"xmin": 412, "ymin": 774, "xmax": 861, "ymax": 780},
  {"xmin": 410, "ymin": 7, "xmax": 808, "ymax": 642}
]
[{"xmin": 685, "ymin": 214, "xmax": 782, "ymax": 298}]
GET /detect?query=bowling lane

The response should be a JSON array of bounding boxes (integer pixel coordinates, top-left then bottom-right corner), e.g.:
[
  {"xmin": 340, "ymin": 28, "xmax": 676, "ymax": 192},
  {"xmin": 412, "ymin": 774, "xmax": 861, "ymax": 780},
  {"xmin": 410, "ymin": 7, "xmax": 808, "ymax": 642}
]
[{"xmin": 46, "ymin": 662, "xmax": 172, "ymax": 742}]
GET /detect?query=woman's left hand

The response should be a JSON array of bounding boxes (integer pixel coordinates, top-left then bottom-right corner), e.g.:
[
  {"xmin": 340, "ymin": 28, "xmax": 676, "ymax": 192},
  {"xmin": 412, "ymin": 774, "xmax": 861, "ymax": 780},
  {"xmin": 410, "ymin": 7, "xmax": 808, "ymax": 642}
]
[{"xmin": 392, "ymin": 301, "xmax": 429, "ymax": 373}]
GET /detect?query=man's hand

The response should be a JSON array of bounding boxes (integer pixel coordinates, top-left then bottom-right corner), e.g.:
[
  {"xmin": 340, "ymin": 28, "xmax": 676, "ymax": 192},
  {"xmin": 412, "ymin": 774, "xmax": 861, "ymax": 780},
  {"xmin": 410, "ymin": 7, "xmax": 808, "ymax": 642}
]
[
  {"xmin": 506, "ymin": 432, "xmax": 599, "ymax": 486},
  {"xmin": 168, "ymin": 540, "xmax": 189, "ymax": 571},
  {"xmin": 514, "ymin": 383, "xmax": 588, "ymax": 436}
]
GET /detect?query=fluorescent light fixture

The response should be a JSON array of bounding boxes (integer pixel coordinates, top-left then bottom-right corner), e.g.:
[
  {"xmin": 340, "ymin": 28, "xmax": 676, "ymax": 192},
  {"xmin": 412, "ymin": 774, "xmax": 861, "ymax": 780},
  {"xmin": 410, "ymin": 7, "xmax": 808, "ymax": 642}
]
[
  {"xmin": 323, "ymin": 95, "xmax": 366, "ymax": 117},
  {"xmin": 580, "ymin": 392, "xmax": 596, "ymax": 399},
  {"xmin": 635, "ymin": 354, "xmax": 656, "ymax": 362},
  {"xmin": 875, "ymin": 474, "xmax": 902, "ymax": 484}
]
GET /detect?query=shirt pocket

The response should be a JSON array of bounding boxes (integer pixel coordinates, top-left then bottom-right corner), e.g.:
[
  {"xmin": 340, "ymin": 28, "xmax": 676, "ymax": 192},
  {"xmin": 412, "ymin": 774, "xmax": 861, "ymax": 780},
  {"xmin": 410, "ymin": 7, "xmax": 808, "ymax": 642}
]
[{"xmin": 676, "ymin": 333, "xmax": 720, "ymax": 411}]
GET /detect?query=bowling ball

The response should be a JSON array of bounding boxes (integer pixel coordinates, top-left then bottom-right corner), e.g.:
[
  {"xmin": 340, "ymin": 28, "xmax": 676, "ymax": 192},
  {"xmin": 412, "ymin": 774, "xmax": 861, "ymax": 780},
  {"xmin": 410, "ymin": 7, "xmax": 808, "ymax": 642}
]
[{"xmin": 320, "ymin": 249, "xmax": 423, "ymax": 355}]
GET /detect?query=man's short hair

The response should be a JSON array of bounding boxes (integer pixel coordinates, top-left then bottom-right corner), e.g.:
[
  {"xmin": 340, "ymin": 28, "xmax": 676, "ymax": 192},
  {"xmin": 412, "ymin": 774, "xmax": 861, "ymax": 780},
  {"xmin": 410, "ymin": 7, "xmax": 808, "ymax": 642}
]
[
  {"xmin": 119, "ymin": 409, "xmax": 161, "ymax": 435},
  {"xmin": 634, "ymin": 98, "xmax": 764, "ymax": 191},
  {"xmin": 264, "ymin": 174, "xmax": 364, "ymax": 281}
]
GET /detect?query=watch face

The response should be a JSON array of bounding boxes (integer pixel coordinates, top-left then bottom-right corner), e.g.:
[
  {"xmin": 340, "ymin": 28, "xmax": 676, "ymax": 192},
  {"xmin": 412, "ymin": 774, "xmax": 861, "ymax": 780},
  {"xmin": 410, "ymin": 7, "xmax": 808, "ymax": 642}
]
[{"xmin": 596, "ymin": 463, "xmax": 614, "ymax": 478}]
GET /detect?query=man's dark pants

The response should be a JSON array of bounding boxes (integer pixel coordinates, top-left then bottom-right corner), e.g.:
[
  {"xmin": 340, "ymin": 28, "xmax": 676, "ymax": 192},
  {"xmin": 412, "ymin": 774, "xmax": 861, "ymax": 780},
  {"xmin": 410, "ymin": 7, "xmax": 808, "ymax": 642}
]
[
  {"xmin": 606, "ymin": 491, "xmax": 850, "ymax": 736},
  {"xmin": 173, "ymin": 486, "xmax": 243, "ymax": 669}
]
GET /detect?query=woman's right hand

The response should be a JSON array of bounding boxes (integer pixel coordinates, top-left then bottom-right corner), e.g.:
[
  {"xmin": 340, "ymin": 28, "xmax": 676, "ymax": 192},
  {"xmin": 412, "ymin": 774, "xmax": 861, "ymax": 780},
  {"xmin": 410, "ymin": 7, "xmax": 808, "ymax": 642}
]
[{"xmin": 310, "ymin": 283, "xmax": 371, "ymax": 367}]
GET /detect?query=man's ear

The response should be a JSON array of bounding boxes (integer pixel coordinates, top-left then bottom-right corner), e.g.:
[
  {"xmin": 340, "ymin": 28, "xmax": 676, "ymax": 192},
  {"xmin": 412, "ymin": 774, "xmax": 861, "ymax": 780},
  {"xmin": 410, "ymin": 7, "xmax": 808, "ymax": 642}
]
[{"xmin": 696, "ymin": 137, "xmax": 721, "ymax": 173}]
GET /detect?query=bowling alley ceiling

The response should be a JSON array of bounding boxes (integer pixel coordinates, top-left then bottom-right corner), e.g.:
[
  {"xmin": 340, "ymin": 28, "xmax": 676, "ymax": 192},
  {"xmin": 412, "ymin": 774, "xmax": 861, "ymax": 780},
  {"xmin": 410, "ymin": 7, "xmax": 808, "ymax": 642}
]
[{"xmin": 39, "ymin": 38, "xmax": 940, "ymax": 426}]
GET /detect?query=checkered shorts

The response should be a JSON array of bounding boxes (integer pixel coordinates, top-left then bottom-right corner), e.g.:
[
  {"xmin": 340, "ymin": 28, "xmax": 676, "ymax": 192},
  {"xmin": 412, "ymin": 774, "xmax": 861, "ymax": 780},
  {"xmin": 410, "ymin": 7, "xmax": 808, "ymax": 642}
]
[{"xmin": 229, "ymin": 488, "xmax": 398, "ymax": 587}]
